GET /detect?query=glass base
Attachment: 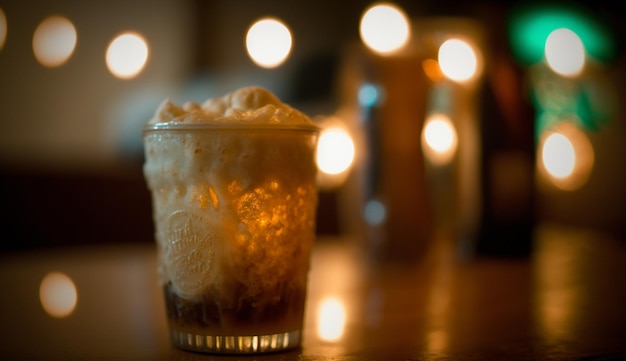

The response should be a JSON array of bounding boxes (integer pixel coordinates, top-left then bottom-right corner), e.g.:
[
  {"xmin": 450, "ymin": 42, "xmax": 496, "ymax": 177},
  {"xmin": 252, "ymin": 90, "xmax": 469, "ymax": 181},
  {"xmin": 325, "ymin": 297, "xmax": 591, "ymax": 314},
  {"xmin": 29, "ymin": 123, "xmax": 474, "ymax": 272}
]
[{"xmin": 169, "ymin": 329, "xmax": 302, "ymax": 354}]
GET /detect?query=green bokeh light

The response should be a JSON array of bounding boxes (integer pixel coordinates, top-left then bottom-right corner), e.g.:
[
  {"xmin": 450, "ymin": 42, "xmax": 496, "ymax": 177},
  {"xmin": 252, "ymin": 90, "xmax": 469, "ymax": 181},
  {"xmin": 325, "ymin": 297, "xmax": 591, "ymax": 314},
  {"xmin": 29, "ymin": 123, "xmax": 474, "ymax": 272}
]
[{"xmin": 509, "ymin": 4, "xmax": 615, "ymax": 65}]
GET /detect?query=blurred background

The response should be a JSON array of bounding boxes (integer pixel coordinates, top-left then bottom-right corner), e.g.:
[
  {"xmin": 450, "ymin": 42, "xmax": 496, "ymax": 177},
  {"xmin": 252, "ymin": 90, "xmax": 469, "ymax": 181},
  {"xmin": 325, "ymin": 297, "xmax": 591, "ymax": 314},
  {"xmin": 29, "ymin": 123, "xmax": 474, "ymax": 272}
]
[{"xmin": 0, "ymin": 0, "xmax": 624, "ymax": 253}]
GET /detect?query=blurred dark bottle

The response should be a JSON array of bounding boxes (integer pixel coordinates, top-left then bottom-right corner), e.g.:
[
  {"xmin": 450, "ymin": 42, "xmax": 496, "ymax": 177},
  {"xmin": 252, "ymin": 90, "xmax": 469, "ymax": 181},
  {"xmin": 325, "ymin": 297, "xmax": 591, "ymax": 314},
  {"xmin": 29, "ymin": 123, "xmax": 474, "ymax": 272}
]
[
  {"xmin": 459, "ymin": 7, "xmax": 537, "ymax": 258},
  {"xmin": 468, "ymin": 65, "xmax": 536, "ymax": 257}
]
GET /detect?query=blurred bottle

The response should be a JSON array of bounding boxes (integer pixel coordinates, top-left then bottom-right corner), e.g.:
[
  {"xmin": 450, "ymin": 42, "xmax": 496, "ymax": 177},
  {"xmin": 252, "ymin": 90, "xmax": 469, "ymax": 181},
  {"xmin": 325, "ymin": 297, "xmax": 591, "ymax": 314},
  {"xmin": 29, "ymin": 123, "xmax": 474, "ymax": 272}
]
[
  {"xmin": 417, "ymin": 14, "xmax": 536, "ymax": 258},
  {"xmin": 467, "ymin": 64, "xmax": 536, "ymax": 257},
  {"xmin": 459, "ymin": 6, "xmax": 537, "ymax": 257},
  {"xmin": 336, "ymin": 42, "xmax": 434, "ymax": 265}
]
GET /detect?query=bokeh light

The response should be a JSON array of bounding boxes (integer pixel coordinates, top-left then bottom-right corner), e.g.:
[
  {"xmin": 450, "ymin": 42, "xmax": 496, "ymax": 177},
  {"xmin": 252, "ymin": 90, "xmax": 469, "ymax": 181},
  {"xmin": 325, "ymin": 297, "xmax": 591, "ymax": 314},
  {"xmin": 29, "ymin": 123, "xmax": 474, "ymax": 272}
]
[
  {"xmin": 364, "ymin": 199, "xmax": 386, "ymax": 226},
  {"xmin": 542, "ymin": 133, "xmax": 576, "ymax": 179},
  {"xmin": 438, "ymin": 39, "xmax": 479, "ymax": 83},
  {"xmin": 545, "ymin": 28, "xmax": 585, "ymax": 77},
  {"xmin": 358, "ymin": 83, "xmax": 384, "ymax": 107},
  {"xmin": 106, "ymin": 32, "xmax": 149, "ymax": 79},
  {"xmin": 421, "ymin": 114, "xmax": 457, "ymax": 165},
  {"xmin": 245, "ymin": 17, "xmax": 292, "ymax": 68},
  {"xmin": 0, "ymin": 8, "xmax": 6, "ymax": 51},
  {"xmin": 422, "ymin": 59, "xmax": 444, "ymax": 82},
  {"xmin": 359, "ymin": 2, "xmax": 410, "ymax": 54},
  {"xmin": 317, "ymin": 297, "xmax": 346, "ymax": 341},
  {"xmin": 539, "ymin": 121, "xmax": 594, "ymax": 191},
  {"xmin": 39, "ymin": 272, "xmax": 78, "ymax": 318},
  {"xmin": 316, "ymin": 126, "xmax": 355, "ymax": 176},
  {"xmin": 509, "ymin": 5, "xmax": 614, "ymax": 65},
  {"xmin": 32, "ymin": 15, "xmax": 77, "ymax": 67}
]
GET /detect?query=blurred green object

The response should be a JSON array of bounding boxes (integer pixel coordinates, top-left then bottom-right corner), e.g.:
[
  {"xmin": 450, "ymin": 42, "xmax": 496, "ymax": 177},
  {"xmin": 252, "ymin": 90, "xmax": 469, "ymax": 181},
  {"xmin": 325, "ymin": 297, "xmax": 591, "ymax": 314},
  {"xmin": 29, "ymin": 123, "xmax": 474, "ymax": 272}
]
[{"xmin": 508, "ymin": 4, "xmax": 615, "ymax": 65}]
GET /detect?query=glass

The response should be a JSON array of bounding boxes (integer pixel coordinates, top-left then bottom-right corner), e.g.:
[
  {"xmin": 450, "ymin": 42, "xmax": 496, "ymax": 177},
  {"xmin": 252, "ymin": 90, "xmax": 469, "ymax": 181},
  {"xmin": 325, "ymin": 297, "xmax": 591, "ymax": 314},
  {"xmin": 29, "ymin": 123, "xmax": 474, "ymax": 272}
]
[{"xmin": 142, "ymin": 123, "xmax": 319, "ymax": 354}]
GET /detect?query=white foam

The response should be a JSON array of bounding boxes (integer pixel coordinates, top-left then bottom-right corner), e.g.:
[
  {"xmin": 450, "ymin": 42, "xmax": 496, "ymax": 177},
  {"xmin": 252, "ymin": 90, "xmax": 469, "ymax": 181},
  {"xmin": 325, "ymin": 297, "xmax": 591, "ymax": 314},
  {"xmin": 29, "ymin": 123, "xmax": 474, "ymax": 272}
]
[{"xmin": 148, "ymin": 86, "xmax": 314, "ymax": 127}]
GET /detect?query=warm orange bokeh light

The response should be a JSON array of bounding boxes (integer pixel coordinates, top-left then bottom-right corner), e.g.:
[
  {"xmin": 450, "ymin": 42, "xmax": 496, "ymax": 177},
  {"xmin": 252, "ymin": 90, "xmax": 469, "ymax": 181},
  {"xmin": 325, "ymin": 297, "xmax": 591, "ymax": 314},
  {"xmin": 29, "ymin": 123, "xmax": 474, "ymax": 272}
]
[
  {"xmin": 245, "ymin": 17, "xmax": 292, "ymax": 68},
  {"xmin": 39, "ymin": 272, "xmax": 78, "ymax": 318},
  {"xmin": 32, "ymin": 15, "xmax": 77, "ymax": 67},
  {"xmin": 106, "ymin": 32, "xmax": 149, "ymax": 79},
  {"xmin": 0, "ymin": 8, "xmax": 7, "ymax": 51},
  {"xmin": 359, "ymin": 2, "xmax": 410, "ymax": 55},
  {"xmin": 538, "ymin": 121, "xmax": 594, "ymax": 191},
  {"xmin": 421, "ymin": 114, "xmax": 458, "ymax": 165},
  {"xmin": 438, "ymin": 38, "xmax": 480, "ymax": 83}
]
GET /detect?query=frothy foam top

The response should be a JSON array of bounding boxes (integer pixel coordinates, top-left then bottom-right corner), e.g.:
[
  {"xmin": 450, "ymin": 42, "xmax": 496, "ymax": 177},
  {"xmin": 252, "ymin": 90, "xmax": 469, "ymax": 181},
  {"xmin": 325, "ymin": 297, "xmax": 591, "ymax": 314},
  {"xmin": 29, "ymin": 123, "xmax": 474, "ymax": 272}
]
[{"xmin": 148, "ymin": 86, "xmax": 316, "ymax": 128}]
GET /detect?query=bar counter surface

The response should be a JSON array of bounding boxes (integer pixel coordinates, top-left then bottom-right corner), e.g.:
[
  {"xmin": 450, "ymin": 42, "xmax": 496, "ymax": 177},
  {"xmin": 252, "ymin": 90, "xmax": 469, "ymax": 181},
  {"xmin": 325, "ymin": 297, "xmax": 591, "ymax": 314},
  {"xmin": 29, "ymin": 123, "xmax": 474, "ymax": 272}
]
[{"xmin": 1, "ymin": 223, "xmax": 625, "ymax": 361}]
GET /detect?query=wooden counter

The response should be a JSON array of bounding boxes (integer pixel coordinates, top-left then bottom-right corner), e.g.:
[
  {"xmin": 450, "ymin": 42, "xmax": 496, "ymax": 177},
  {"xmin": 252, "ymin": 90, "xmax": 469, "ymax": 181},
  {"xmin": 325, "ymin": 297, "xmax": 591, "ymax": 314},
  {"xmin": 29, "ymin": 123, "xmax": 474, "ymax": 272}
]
[{"xmin": 1, "ymin": 224, "xmax": 625, "ymax": 360}]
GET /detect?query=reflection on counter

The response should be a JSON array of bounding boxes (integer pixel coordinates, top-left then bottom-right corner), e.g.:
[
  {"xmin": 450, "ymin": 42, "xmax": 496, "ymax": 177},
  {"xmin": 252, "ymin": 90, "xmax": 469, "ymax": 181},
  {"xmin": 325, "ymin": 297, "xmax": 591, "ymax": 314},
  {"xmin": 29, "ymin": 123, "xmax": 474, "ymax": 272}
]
[
  {"xmin": 531, "ymin": 227, "xmax": 626, "ymax": 354},
  {"xmin": 316, "ymin": 297, "xmax": 347, "ymax": 342},
  {"xmin": 1, "ymin": 225, "xmax": 626, "ymax": 359},
  {"xmin": 39, "ymin": 271, "xmax": 78, "ymax": 318}
]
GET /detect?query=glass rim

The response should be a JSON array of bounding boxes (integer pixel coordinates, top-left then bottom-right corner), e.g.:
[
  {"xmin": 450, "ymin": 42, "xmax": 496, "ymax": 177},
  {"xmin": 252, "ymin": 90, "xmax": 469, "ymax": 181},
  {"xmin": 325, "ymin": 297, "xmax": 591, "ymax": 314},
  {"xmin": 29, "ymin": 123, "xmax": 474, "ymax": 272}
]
[{"xmin": 142, "ymin": 122, "xmax": 320, "ymax": 135}]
